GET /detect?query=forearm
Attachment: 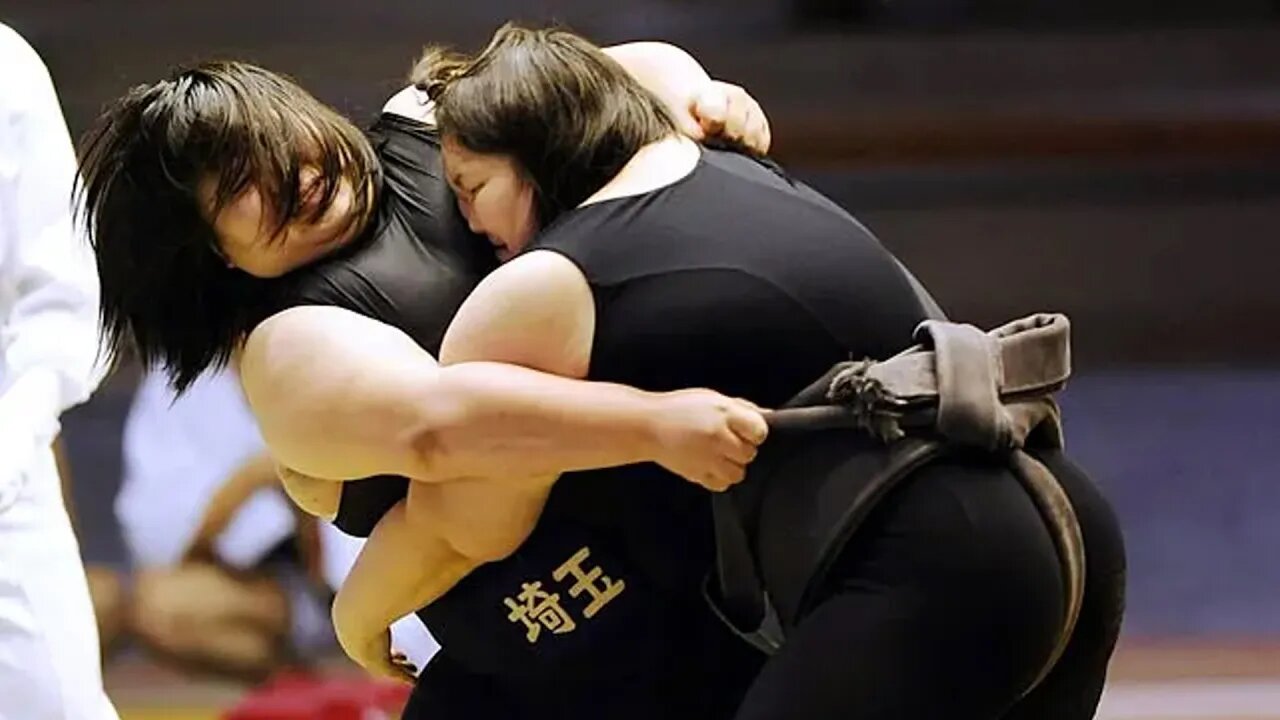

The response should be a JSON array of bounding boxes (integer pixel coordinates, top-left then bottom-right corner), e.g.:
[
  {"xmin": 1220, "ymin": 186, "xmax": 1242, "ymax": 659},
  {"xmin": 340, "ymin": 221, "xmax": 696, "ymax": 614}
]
[
  {"xmin": 419, "ymin": 361, "xmax": 663, "ymax": 481},
  {"xmin": 606, "ymin": 41, "xmax": 713, "ymax": 118},
  {"xmin": 332, "ymin": 501, "xmax": 479, "ymax": 638},
  {"xmin": 187, "ymin": 451, "xmax": 279, "ymax": 556},
  {"xmin": 241, "ymin": 307, "xmax": 665, "ymax": 485}
]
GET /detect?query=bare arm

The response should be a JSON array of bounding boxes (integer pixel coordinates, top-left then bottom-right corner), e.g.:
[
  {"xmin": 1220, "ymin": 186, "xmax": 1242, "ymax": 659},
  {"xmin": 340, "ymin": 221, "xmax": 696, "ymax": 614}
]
[
  {"xmin": 238, "ymin": 305, "xmax": 672, "ymax": 484},
  {"xmin": 384, "ymin": 41, "xmax": 769, "ymax": 154},
  {"xmin": 330, "ymin": 498, "xmax": 477, "ymax": 681},
  {"xmin": 440, "ymin": 251, "xmax": 767, "ymax": 489},
  {"xmin": 386, "ymin": 42, "xmax": 710, "ymax": 124},
  {"xmin": 603, "ymin": 42, "xmax": 771, "ymax": 153},
  {"xmin": 328, "ymin": 255, "xmax": 635, "ymax": 679},
  {"xmin": 321, "ymin": 256, "xmax": 767, "ymax": 683},
  {"xmin": 603, "ymin": 42, "xmax": 713, "ymax": 133}
]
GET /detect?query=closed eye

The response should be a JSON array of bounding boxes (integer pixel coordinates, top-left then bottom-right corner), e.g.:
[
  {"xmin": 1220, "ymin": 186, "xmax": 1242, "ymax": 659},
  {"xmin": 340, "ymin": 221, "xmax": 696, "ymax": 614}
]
[
  {"xmin": 447, "ymin": 171, "xmax": 483, "ymax": 201},
  {"xmin": 447, "ymin": 172, "xmax": 468, "ymax": 199}
]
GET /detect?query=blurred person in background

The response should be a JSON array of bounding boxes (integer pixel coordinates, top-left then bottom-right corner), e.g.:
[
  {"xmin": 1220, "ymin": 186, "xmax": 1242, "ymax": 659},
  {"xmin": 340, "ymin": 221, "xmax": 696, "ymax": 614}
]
[
  {"xmin": 0, "ymin": 20, "xmax": 119, "ymax": 720},
  {"xmin": 112, "ymin": 366, "xmax": 441, "ymax": 680}
]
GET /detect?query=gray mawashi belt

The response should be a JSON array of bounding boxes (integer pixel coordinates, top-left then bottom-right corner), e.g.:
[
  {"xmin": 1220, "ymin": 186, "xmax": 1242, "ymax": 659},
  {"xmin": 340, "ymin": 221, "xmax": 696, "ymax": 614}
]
[{"xmin": 708, "ymin": 313, "xmax": 1084, "ymax": 697}]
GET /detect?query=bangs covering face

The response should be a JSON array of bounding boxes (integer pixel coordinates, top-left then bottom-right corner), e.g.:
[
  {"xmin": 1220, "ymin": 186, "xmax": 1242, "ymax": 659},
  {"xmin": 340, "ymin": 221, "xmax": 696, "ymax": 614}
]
[{"xmin": 78, "ymin": 60, "xmax": 379, "ymax": 392}]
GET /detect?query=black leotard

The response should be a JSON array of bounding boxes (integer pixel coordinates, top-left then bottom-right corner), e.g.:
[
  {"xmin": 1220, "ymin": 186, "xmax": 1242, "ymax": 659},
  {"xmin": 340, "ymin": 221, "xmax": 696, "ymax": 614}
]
[
  {"xmin": 281, "ymin": 117, "xmax": 761, "ymax": 718},
  {"xmin": 283, "ymin": 114, "xmax": 493, "ymax": 537},
  {"xmin": 280, "ymin": 121, "xmax": 1122, "ymax": 720},
  {"xmin": 524, "ymin": 146, "xmax": 1122, "ymax": 720}
]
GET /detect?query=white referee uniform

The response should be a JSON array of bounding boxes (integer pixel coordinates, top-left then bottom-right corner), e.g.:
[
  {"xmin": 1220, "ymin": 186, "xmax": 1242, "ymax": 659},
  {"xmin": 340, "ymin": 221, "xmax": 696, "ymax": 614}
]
[{"xmin": 0, "ymin": 22, "xmax": 117, "ymax": 720}]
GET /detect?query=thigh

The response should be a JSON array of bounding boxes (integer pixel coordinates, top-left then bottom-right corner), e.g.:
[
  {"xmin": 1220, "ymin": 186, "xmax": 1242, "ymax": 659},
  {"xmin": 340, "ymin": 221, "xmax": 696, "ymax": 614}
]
[
  {"xmin": 737, "ymin": 458, "xmax": 1065, "ymax": 720},
  {"xmin": 734, "ymin": 588, "xmax": 990, "ymax": 720},
  {"xmin": 1002, "ymin": 450, "xmax": 1127, "ymax": 720}
]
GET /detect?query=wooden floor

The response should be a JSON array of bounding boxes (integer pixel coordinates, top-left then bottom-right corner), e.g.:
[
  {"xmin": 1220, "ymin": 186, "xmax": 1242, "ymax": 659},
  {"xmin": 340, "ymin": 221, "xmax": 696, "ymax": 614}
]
[{"xmin": 107, "ymin": 639, "xmax": 1280, "ymax": 720}]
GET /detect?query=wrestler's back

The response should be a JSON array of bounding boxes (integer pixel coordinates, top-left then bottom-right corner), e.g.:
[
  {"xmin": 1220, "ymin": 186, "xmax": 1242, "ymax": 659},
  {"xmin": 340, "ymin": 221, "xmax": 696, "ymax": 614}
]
[
  {"xmin": 532, "ymin": 149, "xmax": 1124, "ymax": 720},
  {"xmin": 517, "ymin": 147, "xmax": 936, "ymax": 715},
  {"xmin": 535, "ymin": 147, "xmax": 932, "ymax": 412}
]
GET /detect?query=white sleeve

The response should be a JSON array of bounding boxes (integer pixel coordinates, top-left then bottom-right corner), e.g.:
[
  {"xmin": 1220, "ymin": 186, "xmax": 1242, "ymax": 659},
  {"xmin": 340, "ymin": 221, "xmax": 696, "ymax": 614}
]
[
  {"xmin": 0, "ymin": 27, "xmax": 105, "ymax": 477},
  {"xmin": 381, "ymin": 84, "xmax": 436, "ymax": 125}
]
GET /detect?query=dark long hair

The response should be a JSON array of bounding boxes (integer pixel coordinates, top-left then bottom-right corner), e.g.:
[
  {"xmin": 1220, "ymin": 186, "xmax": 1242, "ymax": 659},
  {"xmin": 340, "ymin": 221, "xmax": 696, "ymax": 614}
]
[
  {"xmin": 412, "ymin": 23, "xmax": 680, "ymax": 227},
  {"xmin": 77, "ymin": 61, "xmax": 378, "ymax": 392}
]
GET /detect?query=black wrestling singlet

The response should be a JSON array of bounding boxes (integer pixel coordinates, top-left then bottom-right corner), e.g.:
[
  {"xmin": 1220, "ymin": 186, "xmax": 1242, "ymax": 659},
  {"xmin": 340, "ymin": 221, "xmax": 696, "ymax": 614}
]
[
  {"xmin": 283, "ymin": 113, "xmax": 495, "ymax": 536},
  {"xmin": 280, "ymin": 117, "xmax": 761, "ymax": 718},
  {"xmin": 508, "ymin": 147, "xmax": 940, "ymax": 716}
]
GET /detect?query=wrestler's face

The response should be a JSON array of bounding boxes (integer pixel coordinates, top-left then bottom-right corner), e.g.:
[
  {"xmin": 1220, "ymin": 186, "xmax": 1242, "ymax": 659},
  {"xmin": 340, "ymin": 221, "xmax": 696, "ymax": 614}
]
[
  {"xmin": 199, "ymin": 166, "xmax": 362, "ymax": 278},
  {"xmin": 441, "ymin": 136, "xmax": 538, "ymax": 263}
]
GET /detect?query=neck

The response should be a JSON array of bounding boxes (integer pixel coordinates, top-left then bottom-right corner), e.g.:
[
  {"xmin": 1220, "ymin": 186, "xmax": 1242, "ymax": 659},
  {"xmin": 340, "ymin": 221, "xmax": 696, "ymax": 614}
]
[{"xmin": 580, "ymin": 134, "xmax": 698, "ymax": 208}]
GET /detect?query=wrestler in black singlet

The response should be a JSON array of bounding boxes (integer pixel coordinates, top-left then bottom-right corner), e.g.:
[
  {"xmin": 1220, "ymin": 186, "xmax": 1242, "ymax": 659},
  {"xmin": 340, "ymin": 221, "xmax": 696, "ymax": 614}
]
[
  {"xmin": 280, "ymin": 115, "xmax": 767, "ymax": 719},
  {"xmin": 524, "ymin": 147, "xmax": 1127, "ymax": 720},
  {"xmin": 281, "ymin": 116, "xmax": 1123, "ymax": 719}
]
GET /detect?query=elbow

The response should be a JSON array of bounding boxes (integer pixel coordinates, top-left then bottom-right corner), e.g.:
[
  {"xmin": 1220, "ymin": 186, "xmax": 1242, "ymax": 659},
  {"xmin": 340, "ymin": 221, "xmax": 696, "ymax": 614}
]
[
  {"xmin": 447, "ymin": 536, "xmax": 522, "ymax": 565},
  {"xmin": 450, "ymin": 533, "xmax": 523, "ymax": 564},
  {"xmin": 403, "ymin": 414, "xmax": 458, "ymax": 482},
  {"xmin": 278, "ymin": 467, "xmax": 341, "ymax": 521},
  {"xmin": 401, "ymin": 374, "xmax": 475, "ymax": 481},
  {"xmin": 405, "ymin": 482, "xmax": 525, "ymax": 564},
  {"xmin": 329, "ymin": 584, "xmax": 364, "ymax": 657}
]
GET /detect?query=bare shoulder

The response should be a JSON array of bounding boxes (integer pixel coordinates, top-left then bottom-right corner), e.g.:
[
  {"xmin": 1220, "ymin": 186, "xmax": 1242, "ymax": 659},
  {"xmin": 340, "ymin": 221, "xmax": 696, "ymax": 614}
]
[
  {"xmin": 475, "ymin": 249, "xmax": 587, "ymax": 301},
  {"xmin": 241, "ymin": 306, "xmax": 352, "ymax": 376},
  {"xmin": 441, "ymin": 250, "xmax": 594, "ymax": 373},
  {"xmin": 240, "ymin": 305, "xmax": 437, "ymax": 401},
  {"xmin": 447, "ymin": 249, "xmax": 592, "ymax": 337},
  {"xmin": 238, "ymin": 305, "xmax": 442, "ymax": 480}
]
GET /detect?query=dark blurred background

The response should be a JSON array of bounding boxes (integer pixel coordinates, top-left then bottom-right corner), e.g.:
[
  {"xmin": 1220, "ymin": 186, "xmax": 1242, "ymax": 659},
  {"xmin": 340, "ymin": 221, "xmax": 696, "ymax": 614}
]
[{"xmin": 4, "ymin": 0, "xmax": 1279, "ymax": 695}]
